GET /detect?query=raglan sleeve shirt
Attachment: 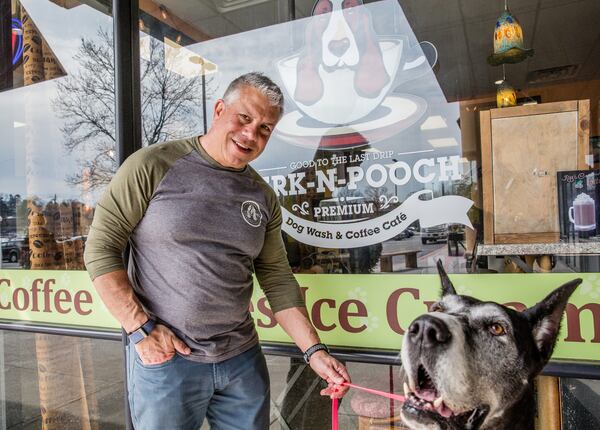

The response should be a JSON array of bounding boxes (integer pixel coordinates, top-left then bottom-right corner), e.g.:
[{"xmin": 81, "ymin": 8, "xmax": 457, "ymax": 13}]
[{"xmin": 84, "ymin": 138, "xmax": 305, "ymax": 317}]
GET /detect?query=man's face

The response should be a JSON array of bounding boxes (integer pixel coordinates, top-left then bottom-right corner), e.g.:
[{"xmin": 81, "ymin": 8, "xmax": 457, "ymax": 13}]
[{"xmin": 209, "ymin": 85, "xmax": 280, "ymax": 169}]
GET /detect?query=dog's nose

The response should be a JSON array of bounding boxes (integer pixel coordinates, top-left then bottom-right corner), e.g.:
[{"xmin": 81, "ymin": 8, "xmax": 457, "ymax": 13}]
[
  {"xmin": 407, "ymin": 315, "xmax": 451, "ymax": 347},
  {"xmin": 328, "ymin": 38, "xmax": 350, "ymax": 57}
]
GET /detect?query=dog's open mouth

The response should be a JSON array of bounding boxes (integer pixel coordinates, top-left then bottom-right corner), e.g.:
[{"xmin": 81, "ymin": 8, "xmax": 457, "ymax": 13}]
[
  {"xmin": 403, "ymin": 364, "xmax": 487, "ymax": 427},
  {"xmin": 404, "ymin": 364, "xmax": 454, "ymax": 418}
]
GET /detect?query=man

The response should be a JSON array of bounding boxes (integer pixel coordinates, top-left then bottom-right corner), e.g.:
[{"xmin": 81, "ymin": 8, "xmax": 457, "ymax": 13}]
[{"xmin": 83, "ymin": 72, "xmax": 350, "ymax": 430}]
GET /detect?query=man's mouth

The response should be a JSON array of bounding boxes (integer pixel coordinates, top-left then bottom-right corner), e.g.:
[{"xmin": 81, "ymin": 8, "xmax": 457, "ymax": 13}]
[{"xmin": 233, "ymin": 139, "xmax": 252, "ymax": 154}]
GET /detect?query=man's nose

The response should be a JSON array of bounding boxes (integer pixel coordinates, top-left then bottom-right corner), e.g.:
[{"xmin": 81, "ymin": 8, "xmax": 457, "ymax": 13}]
[
  {"xmin": 241, "ymin": 124, "xmax": 258, "ymax": 142},
  {"xmin": 407, "ymin": 314, "xmax": 451, "ymax": 348}
]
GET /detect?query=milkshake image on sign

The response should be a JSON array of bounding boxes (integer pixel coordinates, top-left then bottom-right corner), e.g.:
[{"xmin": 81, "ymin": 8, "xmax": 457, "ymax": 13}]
[{"xmin": 569, "ymin": 192, "xmax": 596, "ymax": 232}]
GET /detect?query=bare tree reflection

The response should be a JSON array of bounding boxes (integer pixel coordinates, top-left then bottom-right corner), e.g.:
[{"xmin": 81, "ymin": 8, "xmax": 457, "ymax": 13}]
[{"xmin": 53, "ymin": 29, "xmax": 213, "ymax": 190}]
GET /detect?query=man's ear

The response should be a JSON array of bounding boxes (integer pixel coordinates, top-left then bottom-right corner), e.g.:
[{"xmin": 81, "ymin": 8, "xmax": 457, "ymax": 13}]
[
  {"xmin": 523, "ymin": 278, "xmax": 582, "ymax": 362},
  {"xmin": 213, "ymin": 99, "xmax": 226, "ymax": 120},
  {"xmin": 436, "ymin": 259, "xmax": 456, "ymax": 297}
]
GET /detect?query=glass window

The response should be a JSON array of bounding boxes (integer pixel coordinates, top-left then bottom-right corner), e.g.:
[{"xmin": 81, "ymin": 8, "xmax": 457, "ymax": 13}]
[
  {"xmin": 561, "ymin": 378, "xmax": 600, "ymax": 429},
  {"xmin": 0, "ymin": 1, "xmax": 119, "ymax": 428},
  {"xmin": 138, "ymin": 0, "xmax": 600, "ymax": 428},
  {"xmin": 134, "ymin": 0, "xmax": 600, "ymax": 276},
  {"xmin": 0, "ymin": 0, "xmax": 114, "ymax": 272},
  {"xmin": 0, "ymin": 331, "xmax": 124, "ymax": 429}
]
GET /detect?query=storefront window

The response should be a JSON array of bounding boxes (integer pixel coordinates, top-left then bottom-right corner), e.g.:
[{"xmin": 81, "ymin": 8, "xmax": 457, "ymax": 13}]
[
  {"xmin": 561, "ymin": 378, "xmax": 600, "ymax": 429},
  {"xmin": 2, "ymin": 0, "xmax": 596, "ymax": 428},
  {"xmin": 0, "ymin": 0, "xmax": 596, "ymax": 427},
  {"xmin": 137, "ymin": 0, "xmax": 600, "ymax": 428},
  {"xmin": 0, "ymin": 1, "xmax": 123, "ymax": 429},
  {"xmin": 0, "ymin": 330, "xmax": 124, "ymax": 429},
  {"xmin": 0, "ymin": 0, "xmax": 114, "ymax": 272}
]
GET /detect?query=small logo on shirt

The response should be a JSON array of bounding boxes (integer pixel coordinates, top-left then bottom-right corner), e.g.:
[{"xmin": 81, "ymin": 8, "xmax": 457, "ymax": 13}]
[{"xmin": 241, "ymin": 201, "xmax": 262, "ymax": 227}]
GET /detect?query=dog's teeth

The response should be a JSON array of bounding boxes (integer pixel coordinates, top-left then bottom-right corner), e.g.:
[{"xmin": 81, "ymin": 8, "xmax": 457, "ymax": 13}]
[
  {"xmin": 403, "ymin": 382, "xmax": 411, "ymax": 397},
  {"xmin": 433, "ymin": 396, "xmax": 444, "ymax": 409}
]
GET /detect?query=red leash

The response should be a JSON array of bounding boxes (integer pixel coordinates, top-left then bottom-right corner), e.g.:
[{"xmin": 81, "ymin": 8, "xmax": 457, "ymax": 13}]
[{"xmin": 331, "ymin": 382, "xmax": 406, "ymax": 430}]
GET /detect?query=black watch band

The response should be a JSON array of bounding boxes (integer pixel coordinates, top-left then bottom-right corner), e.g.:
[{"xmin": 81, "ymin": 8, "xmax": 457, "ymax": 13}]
[
  {"xmin": 128, "ymin": 319, "xmax": 156, "ymax": 344},
  {"xmin": 303, "ymin": 343, "xmax": 329, "ymax": 363}
]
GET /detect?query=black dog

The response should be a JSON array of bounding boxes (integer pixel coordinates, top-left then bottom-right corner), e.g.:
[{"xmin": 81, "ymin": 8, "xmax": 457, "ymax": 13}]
[{"xmin": 400, "ymin": 261, "xmax": 581, "ymax": 430}]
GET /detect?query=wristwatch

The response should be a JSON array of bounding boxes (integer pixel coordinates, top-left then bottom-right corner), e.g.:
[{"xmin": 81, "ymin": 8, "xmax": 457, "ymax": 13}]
[
  {"xmin": 303, "ymin": 343, "xmax": 329, "ymax": 363},
  {"xmin": 128, "ymin": 319, "xmax": 156, "ymax": 344}
]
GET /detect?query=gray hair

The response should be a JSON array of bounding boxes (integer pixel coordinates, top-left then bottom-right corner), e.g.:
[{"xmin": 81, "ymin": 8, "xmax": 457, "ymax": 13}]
[{"xmin": 223, "ymin": 72, "xmax": 284, "ymax": 117}]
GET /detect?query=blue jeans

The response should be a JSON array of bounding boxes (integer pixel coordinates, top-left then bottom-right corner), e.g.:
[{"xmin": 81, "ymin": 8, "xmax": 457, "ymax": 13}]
[{"xmin": 127, "ymin": 342, "xmax": 270, "ymax": 430}]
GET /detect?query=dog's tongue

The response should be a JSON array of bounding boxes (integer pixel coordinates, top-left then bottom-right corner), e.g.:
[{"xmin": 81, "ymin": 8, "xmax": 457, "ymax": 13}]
[
  {"xmin": 416, "ymin": 390, "xmax": 454, "ymax": 418},
  {"xmin": 435, "ymin": 402, "xmax": 453, "ymax": 418}
]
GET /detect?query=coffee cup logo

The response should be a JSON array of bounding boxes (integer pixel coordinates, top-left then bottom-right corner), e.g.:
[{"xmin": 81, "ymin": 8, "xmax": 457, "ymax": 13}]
[
  {"xmin": 275, "ymin": 0, "xmax": 436, "ymax": 148},
  {"xmin": 569, "ymin": 193, "xmax": 596, "ymax": 232}
]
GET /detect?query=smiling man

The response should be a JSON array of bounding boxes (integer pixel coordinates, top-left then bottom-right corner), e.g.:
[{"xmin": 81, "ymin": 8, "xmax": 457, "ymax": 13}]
[{"xmin": 84, "ymin": 73, "xmax": 350, "ymax": 430}]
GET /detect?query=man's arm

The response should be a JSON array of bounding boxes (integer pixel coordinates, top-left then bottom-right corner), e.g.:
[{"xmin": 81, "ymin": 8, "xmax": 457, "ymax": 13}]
[
  {"xmin": 274, "ymin": 306, "xmax": 350, "ymax": 399},
  {"xmin": 254, "ymin": 189, "xmax": 351, "ymax": 398},
  {"xmin": 84, "ymin": 145, "xmax": 193, "ymax": 364},
  {"xmin": 93, "ymin": 269, "xmax": 190, "ymax": 364}
]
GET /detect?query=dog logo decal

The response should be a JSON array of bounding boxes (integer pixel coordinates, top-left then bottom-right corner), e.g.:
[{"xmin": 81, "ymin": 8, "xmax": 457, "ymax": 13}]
[
  {"xmin": 241, "ymin": 201, "xmax": 262, "ymax": 227},
  {"xmin": 275, "ymin": 0, "xmax": 437, "ymax": 148},
  {"xmin": 295, "ymin": 0, "xmax": 390, "ymax": 107}
]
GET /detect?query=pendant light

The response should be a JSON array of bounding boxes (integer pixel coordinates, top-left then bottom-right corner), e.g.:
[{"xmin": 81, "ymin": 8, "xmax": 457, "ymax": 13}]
[{"xmin": 487, "ymin": 0, "xmax": 534, "ymax": 66}]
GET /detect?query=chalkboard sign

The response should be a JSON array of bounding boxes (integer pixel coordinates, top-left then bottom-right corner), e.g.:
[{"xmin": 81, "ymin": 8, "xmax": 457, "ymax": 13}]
[{"xmin": 557, "ymin": 170, "xmax": 600, "ymax": 241}]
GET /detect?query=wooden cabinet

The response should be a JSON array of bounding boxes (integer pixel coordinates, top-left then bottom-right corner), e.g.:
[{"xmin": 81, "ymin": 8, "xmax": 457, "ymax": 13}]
[{"xmin": 480, "ymin": 100, "xmax": 590, "ymax": 244}]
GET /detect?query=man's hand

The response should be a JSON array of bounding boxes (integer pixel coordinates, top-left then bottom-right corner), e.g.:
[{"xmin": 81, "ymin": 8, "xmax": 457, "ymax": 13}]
[
  {"xmin": 134, "ymin": 324, "xmax": 191, "ymax": 365},
  {"xmin": 308, "ymin": 350, "xmax": 351, "ymax": 399},
  {"xmin": 273, "ymin": 307, "xmax": 351, "ymax": 399}
]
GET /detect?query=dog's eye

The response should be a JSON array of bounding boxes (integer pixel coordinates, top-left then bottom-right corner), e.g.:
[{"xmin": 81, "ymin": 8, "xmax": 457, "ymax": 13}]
[
  {"xmin": 430, "ymin": 303, "xmax": 444, "ymax": 312},
  {"xmin": 489, "ymin": 323, "xmax": 506, "ymax": 336}
]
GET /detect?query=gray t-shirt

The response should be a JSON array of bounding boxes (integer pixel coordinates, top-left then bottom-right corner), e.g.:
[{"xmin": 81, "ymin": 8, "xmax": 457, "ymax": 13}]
[{"xmin": 84, "ymin": 136, "xmax": 304, "ymax": 362}]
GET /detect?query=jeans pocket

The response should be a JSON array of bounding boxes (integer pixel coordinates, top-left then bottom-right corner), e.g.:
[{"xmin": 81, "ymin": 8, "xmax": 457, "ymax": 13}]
[{"xmin": 134, "ymin": 352, "xmax": 178, "ymax": 369}]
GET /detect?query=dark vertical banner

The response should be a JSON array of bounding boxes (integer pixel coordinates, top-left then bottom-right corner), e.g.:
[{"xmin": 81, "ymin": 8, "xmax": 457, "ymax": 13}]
[{"xmin": 0, "ymin": 0, "xmax": 12, "ymax": 91}]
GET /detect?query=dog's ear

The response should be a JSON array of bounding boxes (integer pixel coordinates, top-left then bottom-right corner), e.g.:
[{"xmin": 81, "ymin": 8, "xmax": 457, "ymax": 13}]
[
  {"xmin": 436, "ymin": 259, "xmax": 457, "ymax": 297},
  {"xmin": 523, "ymin": 278, "xmax": 582, "ymax": 362}
]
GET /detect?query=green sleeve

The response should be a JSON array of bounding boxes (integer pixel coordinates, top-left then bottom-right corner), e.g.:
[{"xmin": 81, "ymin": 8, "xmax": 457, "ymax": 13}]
[
  {"xmin": 254, "ymin": 192, "xmax": 306, "ymax": 313},
  {"xmin": 84, "ymin": 141, "xmax": 190, "ymax": 280}
]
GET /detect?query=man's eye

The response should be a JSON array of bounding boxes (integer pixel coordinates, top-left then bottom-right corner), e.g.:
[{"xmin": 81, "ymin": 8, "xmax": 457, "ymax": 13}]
[
  {"xmin": 261, "ymin": 125, "xmax": 271, "ymax": 133},
  {"xmin": 489, "ymin": 323, "xmax": 506, "ymax": 336},
  {"xmin": 239, "ymin": 114, "xmax": 250, "ymax": 122}
]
